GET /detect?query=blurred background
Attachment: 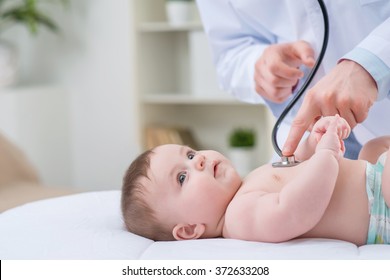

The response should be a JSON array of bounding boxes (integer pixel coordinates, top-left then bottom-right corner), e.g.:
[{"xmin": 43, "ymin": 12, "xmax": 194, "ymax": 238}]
[{"xmin": 0, "ymin": 0, "xmax": 274, "ymax": 194}]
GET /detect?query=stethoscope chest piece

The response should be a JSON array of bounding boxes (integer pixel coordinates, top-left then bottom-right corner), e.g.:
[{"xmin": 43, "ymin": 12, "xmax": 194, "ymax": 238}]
[
  {"xmin": 272, "ymin": 155, "xmax": 300, "ymax": 168},
  {"xmin": 270, "ymin": 0, "xmax": 328, "ymax": 169}
]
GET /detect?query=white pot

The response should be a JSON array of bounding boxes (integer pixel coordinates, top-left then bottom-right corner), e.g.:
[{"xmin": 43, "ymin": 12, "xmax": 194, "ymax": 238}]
[
  {"xmin": 0, "ymin": 40, "xmax": 18, "ymax": 88},
  {"xmin": 228, "ymin": 147, "xmax": 254, "ymax": 177},
  {"xmin": 166, "ymin": 1, "xmax": 193, "ymax": 25}
]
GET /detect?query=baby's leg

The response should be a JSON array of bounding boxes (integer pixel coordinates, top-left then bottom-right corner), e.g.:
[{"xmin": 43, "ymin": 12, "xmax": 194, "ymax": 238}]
[
  {"xmin": 359, "ymin": 136, "xmax": 390, "ymax": 163},
  {"xmin": 359, "ymin": 136, "xmax": 390, "ymax": 206},
  {"xmin": 382, "ymin": 149, "xmax": 390, "ymax": 207}
]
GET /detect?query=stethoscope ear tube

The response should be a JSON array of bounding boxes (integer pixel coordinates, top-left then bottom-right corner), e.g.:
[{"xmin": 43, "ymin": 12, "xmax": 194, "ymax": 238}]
[{"xmin": 271, "ymin": 0, "xmax": 329, "ymax": 167}]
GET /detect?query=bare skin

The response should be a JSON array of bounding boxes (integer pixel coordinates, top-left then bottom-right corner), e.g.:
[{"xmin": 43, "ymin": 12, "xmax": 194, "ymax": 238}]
[
  {"xmin": 224, "ymin": 156, "xmax": 369, "ymax": 245},
  {"xmin": 224, "ymin": 117, "xmax": 388, "ymax": 246},
  {"xmin": 146, "ymin": 116, "xmax": 389, "ymax": 245}
]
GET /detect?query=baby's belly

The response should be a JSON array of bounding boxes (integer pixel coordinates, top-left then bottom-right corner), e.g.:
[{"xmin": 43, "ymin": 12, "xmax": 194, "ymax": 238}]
[{"xmin": 302, "ymin": 159, "xmax": 369, "ymax": 245}]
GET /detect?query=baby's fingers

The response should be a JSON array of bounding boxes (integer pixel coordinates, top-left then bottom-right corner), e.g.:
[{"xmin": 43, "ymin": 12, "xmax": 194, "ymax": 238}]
[
  {"xmin": 336, "ymin": 115, "xmax": 351, "ymax": 139},
  {"xmin": 326, "ymin": 115, "xmax": 340, "ymax": 134}
]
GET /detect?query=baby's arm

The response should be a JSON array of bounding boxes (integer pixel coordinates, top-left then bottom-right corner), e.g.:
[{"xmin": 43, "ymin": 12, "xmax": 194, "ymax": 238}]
[
  {"xmin": 294, "ymin": 115, "xmax": 350, "ymax": 161},
  {"xmin": 248, "ymin": 117, "xmax": 344, "ymax": 242}
]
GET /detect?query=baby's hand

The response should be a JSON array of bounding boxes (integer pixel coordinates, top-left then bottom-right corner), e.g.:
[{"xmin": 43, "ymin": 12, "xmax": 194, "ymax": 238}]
[
  {"xmin": 311, "ymin": 115, "xmax": 350, "ymax": 142},
  {"xmin": 314, "ymin": 115, "xmax": 350, "ymax": 160}
]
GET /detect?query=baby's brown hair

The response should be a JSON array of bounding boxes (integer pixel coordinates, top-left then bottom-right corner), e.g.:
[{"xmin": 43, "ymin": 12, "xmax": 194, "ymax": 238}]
[{"xmin": 121, "ymin": 149, "xmax": 175, "ymax": 241}]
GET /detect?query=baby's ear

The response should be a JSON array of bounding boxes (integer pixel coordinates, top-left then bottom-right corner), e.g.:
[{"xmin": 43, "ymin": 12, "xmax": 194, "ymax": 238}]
[{"xmin": 172, "ymin": 223, "xmax": 205, "ymax": 240}]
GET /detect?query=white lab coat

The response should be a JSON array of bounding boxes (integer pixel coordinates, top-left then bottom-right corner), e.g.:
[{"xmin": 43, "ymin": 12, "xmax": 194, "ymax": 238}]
[{"xmin": 196, "ymin": 0, "xmax": 390, "ymax": 142}]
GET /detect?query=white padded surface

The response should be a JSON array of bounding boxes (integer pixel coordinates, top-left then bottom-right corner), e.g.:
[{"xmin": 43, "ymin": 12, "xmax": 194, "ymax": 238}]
[{"xmin": 1, "ymin": 191, "xmax": 389, "ymax": 259}]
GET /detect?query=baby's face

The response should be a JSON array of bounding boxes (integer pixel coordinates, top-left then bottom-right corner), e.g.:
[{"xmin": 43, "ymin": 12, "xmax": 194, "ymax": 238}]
[{"xmin": 145, "ymin": 144, "xmax": 241, "ymax": 234}]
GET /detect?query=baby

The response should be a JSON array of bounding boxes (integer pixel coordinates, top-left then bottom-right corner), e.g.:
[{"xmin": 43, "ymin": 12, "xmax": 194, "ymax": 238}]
[{"xmin": 121, "ymin": 115, "xmax": 390, "ymax": 245}]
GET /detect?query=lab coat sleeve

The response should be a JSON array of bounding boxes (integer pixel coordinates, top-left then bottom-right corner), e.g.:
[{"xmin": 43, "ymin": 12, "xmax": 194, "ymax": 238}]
[
  {"xmin": 342, "ymin": 17, "xmax": 390, "ymax": 100},
  {"xmin": 196, "ymin": 0, "xmax": 273, "ymax": 105}
]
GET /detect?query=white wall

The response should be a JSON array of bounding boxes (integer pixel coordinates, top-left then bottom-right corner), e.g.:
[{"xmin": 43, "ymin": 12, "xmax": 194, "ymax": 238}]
[
  {"xmin": 1, "ymin": 0, "xmax": 140, "ymax": 190},
  {"xmin": 0, "ymin": 86, "xmax": 72, "ymax": 187},
  {"xmin": 61, "ymin": 0, "xmax": 140, "ymax": 190}
]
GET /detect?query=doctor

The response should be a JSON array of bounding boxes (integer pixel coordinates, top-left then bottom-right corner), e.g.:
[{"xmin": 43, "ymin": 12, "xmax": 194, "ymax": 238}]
[{"xmin": 196, "ymin": 0, "xmax": 390, "ymax": 159}]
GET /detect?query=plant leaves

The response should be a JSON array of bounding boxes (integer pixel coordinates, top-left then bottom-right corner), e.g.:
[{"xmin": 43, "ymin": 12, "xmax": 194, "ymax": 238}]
[{"xmin": 0, "ymin": 0, "xmax": 65, "ymax": 35}]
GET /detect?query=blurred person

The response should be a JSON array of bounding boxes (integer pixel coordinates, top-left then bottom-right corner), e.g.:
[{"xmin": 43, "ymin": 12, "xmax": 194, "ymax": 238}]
[{"xmin": 195, "ymin": 0, "xmax": 390, "ymax": 159}]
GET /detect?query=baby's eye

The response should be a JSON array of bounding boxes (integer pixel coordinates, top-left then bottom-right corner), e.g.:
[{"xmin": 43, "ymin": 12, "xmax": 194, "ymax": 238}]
[
  {"xmin": 187, "ymin": 151, "xmax": 195, "ymax": 160},
  {"xmin": 178, "ymin": 172, "xmax": 187, "ymax": 186}
]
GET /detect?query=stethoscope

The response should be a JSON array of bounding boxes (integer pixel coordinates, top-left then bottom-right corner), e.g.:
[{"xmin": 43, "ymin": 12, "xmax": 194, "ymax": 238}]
[{"xmin": 272, "ymin": 0, "xmax": 329, "ymax": 167}]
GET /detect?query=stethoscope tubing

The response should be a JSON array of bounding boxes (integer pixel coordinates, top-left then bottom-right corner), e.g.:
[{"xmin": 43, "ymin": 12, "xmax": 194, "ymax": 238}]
[{"xmin": 271, "ymin": 0, "xmax": 330, "ymax": 157}]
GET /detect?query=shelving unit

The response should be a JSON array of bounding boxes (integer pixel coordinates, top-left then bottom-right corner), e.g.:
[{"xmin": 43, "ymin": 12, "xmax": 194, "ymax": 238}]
[{"xmin": 132, "ymin": 0, "xmax": 274, "ymax": 166}]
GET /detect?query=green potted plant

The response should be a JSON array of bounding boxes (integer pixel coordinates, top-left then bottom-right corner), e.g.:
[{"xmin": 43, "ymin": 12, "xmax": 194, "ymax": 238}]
[
  {"xmin": 229, "ymin": 128, "xmax": 255, "ymax": 148},
  {"xmin": 0, "ymin": 0, "xmax": 68, "ymax": 35},
  {"xmin": 165, "ymin": 0, "xmax": 194, "ymax": 25},
  {"xmin": 228, "ymin": 128, "xmax": 256, "ymax": 177},
  {"xmin": 0, "ymin": 0, "xmax": 68, "ymax": 87}
]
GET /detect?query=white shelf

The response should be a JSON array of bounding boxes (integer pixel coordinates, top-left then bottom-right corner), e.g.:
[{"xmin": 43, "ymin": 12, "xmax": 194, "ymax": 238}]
[
  {"xmin": 0, "ymin": 84, "xmax": 62, "ymax": 95},
  {"xmin": 138, "ymin": 21, "xmax": 203, "ymax": 32},
  {"xmin": 133, "ymin": 0, "xmax": 274, "ymax": 164},
  {"xmin": 142, "ymin": 93, "xmax": 264, "ymax": 106}
]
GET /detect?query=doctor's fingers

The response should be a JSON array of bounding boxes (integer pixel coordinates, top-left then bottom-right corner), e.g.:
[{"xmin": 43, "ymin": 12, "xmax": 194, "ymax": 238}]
[
  {"xmin": 349, "ymin": 97, "xmax": 372, "ymax": 124},
  {"xmin": 255, "ymin": 54, "xmax": 304, "ymax": 82},
  {"xmin": 255, "ymin": 82, "xmax": 292, "ymax": 103},
  {"xmin": 289, "ymin": 40, "xmax": 316, "ymax": 68},
  {"xmin": 267, "ymin": 40, "xmax": 315, "ymax": 68},
  {"xmin": 321, "ymin": 93, "xmax": 370, "ymax": 128},
  {"xmin": 320, "ymin": 107, "xmax": 348, "ymax": 127},
  {"xmin": 255, "ymin": 71, "xmax": 296, "ymax": 102},
  {"xmin": 309, "ymin": 89, "xmax": 354, "ymax": 126},
  {"xmin": 334, "ymin": 107, "xmax": 358, "ymax": 130},
  {"xmin": 282, "ymin": 97, "xmax": 321, "ymax": 156},
  {"xmin": 302, "ymin": 87, "xmax": 357, "ymax": 129},
  {"xmin": 259, "ymin": 66, "xmax": 302, "ymax": 87},
  {"xmin": 266, "ymin": 61, "xmax": 304, "ymax": 80}
]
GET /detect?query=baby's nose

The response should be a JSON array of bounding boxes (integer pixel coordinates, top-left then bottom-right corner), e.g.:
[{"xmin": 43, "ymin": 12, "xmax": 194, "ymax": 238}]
[{"xmin": 194, "ymin": 154, "xmax": 205, "ymax": 170}]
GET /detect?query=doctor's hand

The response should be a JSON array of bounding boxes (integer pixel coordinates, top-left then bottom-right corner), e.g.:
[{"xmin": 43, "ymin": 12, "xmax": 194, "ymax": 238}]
[
  {"xmin": 282, "ymin": 59, "xmax": 378, "ymax": 157},
  {"xmin": 254, "ymin": 40, "xmax": 315, "ymax": 103}
]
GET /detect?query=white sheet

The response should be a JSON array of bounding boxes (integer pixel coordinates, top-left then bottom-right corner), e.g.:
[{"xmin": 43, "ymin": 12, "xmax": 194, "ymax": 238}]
[{"xmin": 1, "ymin": 191, "xmax": 389, "ymax": 259}]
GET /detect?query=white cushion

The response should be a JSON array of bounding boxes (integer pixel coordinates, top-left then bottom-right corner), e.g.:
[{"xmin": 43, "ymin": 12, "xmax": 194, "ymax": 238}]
[{"xmin": 1, "ymin": 191, "xmax": 389, "ymax": 259}]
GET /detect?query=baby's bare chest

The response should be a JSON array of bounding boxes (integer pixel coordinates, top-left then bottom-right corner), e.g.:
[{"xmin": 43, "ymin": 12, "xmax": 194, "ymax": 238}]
[{"xmin": 239, "ymin": 164, "xmax": 302, "ymax": 194}]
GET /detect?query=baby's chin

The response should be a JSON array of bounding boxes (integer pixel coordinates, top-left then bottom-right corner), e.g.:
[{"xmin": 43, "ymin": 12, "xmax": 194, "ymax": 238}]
[
  {"xmin": 227, "ymin": 171, "xmax": 243, "ymax": 192},
  {"xmin": 231, "ymin": 167, "xmax": 243, "ymax": 181}
]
